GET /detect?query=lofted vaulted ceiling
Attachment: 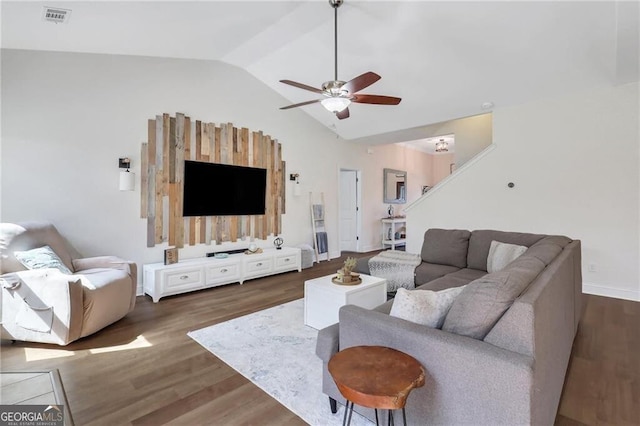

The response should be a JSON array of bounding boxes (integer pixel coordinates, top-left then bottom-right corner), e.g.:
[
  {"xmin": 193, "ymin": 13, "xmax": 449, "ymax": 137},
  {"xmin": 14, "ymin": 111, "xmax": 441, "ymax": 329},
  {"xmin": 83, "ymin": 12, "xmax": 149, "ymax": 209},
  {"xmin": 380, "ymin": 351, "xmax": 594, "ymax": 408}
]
[{"xmin": 2, "ymin": 1, "xmax": 638, "ymax": 141}]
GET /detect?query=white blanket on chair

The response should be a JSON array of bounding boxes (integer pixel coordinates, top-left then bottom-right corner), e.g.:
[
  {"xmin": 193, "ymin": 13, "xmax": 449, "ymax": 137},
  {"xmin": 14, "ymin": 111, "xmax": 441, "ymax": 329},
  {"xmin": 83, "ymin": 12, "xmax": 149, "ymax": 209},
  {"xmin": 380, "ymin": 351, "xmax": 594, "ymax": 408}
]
[{"xmin": 368, "ymin": 250, "xmax": 421, "ymax": 292}]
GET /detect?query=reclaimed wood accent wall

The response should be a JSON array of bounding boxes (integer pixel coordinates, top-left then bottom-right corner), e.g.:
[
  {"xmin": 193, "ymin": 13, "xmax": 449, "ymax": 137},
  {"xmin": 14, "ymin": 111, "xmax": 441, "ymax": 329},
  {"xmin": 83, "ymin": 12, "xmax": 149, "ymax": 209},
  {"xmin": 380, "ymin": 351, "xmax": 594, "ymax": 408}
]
[{"xmin": 141, "ymin": 113, "xmax": 285, "ymax": 248}]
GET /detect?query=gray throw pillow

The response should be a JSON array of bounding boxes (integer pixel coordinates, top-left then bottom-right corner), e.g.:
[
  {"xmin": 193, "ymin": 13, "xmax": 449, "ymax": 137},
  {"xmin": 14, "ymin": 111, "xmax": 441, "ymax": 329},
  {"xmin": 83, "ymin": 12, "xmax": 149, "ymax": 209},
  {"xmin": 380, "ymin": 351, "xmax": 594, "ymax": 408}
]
[
  {"xmin": 442, "ymin": 256, "xmax": 545, "ymax": 339},
  {"xmin": 421, "ymin": 228, "xmax": 471, "ymax": 268},
  {"xmin": 486, "ymin": 240, "xmax": 527, "ymax": 273},
  {"xmin": 14, "ymin": 245, "xmax": 73, "ymax": 275},
  {"xmin": 390, "ymin": 286, "xmax": 466, "ymax": 328}
]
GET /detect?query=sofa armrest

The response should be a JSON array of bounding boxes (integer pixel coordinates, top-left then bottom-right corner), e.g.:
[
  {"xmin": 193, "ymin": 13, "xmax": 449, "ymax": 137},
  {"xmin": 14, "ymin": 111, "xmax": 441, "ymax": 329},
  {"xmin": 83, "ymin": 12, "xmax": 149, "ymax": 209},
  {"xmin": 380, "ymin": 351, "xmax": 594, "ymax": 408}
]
[
  {"xmin": 73, "ymin": 256, "xmax": 134, "ymax": 273},
  {"xmin": 73, "ymin": 256, "xmax": 137, "ymax": 312},
  {"xmin": 338, "ymin": 305, "xmax": 535, "ymax": 424},
  {"xmin": 316, "ymin": 323, "xmax": 340, "ymax": 362},
  {"xmin": 1, "ymin": 269, "xmax": 84, "ymax": 345}
]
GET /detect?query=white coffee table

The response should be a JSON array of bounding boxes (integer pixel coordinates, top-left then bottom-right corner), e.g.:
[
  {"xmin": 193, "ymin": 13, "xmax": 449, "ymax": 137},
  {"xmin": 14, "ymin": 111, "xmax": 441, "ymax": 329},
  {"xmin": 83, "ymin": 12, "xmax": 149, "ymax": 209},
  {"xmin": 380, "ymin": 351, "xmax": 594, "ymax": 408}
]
[{"xmin": 304, "ymin": 273, "xmax": 387, "ymax": 330}]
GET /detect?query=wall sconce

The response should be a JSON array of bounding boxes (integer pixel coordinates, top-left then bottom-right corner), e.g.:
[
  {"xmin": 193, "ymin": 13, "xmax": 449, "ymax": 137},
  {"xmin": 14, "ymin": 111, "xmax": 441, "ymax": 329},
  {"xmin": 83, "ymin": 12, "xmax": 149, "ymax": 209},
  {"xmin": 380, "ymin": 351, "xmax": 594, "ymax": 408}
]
[
  {"xmin": 119, "ymin": 157, "xmax": 135, "ymax": 191},
  {"xmin": 290, "ymin": 173, "xmax": 301, "ymax": 197}
]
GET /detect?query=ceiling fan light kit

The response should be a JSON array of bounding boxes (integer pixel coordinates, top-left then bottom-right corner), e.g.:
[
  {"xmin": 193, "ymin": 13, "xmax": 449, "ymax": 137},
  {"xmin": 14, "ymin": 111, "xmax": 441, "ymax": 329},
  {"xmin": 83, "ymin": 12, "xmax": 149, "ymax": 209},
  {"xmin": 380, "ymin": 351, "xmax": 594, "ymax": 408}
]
[
  {"xmin": 321, "ymin": 97, "xmax": 351, "ymax": 113},
  {"xmin": 279, "ymin": 0, "xmax": 401, "ymax": 120}
]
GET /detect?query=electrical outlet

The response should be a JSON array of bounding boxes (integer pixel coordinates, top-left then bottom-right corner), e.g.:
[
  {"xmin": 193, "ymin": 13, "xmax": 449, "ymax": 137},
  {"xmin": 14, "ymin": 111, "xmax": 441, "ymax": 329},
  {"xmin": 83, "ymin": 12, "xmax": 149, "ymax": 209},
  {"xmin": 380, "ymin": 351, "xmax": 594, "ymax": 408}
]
[{"xmin": 588, "ymin": 264, "xmax": 597, "ymax": 272}]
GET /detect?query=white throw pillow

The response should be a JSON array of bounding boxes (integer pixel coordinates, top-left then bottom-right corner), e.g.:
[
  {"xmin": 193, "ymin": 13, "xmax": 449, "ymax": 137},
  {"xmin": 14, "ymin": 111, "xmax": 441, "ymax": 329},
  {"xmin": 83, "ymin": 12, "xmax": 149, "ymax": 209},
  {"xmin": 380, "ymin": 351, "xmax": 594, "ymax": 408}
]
[
  {"xmin": 390, "ymin": 286, "xmax": 466, "ymax": 328},
  {"xmin": 487, "ymin": 240, "xmax": 528, "ymax": 273},
  {"xmin": 14, "ymin": 245, "xmax": 73, "ymax": 275}
]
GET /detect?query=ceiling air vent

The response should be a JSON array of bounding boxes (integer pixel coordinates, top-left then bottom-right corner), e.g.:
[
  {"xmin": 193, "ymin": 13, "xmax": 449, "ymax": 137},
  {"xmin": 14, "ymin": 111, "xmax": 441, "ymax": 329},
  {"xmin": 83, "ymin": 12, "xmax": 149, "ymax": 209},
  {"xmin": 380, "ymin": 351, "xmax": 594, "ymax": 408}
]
[{"xmin": 42, "ymin": 6, "xmax": 72, "ymax": 24}]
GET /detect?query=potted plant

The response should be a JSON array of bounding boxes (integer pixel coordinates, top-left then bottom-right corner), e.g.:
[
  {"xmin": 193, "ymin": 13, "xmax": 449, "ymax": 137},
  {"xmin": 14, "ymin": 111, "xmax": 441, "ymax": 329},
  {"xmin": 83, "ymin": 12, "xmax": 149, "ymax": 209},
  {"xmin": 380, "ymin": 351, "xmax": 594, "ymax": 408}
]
[{"xmin": 337, "ymin": 257, "xmax": 358, "ymax": 283}]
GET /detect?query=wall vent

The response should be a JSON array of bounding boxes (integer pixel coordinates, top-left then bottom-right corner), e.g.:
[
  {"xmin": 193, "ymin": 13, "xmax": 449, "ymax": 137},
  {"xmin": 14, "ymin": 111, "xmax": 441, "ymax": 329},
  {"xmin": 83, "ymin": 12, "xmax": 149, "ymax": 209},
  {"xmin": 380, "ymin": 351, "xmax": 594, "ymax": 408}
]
[{"xmin": 42, "ymin": 6, "xmax": 71, "ymax": 24}]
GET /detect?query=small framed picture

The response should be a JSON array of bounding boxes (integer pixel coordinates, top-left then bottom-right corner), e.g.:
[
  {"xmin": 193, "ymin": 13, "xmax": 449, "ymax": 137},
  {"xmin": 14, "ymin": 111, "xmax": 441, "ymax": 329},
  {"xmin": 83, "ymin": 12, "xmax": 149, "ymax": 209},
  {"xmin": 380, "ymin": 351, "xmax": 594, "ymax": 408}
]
[{"xmin": 164, "ymin": 248, "xmax": 178, "ymax": 265}]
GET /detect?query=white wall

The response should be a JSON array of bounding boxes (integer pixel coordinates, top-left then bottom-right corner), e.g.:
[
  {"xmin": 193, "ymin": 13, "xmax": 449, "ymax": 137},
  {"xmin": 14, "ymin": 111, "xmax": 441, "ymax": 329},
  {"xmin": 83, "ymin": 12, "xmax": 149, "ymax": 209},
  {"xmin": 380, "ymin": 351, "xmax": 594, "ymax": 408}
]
[
  {"xmin": 406, "ymin": 82, "xmax": 640, "ymax": 301},
  {"xmin": 1, "ymin": 49, "xmax": 435, "ymax": 285}
]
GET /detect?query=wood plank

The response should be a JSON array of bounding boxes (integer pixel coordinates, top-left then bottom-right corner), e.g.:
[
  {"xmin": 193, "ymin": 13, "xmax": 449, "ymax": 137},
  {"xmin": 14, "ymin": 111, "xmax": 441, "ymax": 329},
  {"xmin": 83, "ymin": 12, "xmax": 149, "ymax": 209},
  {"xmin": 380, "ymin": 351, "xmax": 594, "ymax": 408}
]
[
  {"xmin": 225, "ymin": 124, "xmax": 235, "ymax": 243},
  {"xmin": 219, "ymin": 124, "xmax": 228, "ymax": 164},
  {"xmin": 141, "ymin": 143, "xmax": 149, "ymax": 219},
  {"xmin": 175, "ymin": 113, "xmax": 185, "ymax": 248},
  {"xmin": 169, "ymin": 117, "xmax": 177, "ymax": 184},
  {"xmin": 168, "ymin": 183, "xmax": 177, "ymax": 246},
  {"xmin": 214, "ymin": 126, "xmax": 221, "ymax": 164},
  {"xmin": 201, "ymin": 120, "xmax": 210, "ymax": 160},
  {"xmin": 162, "ymin": 113, "xmax": 170, "ymax": 195},
  {"xmin": 147, "ymin": 119, "xmax": 157, "ymax": 240},
  {"xmin": 209, "ymin": 123, "xmax": 216, "ymax": 165},
  {"xmin": 192, "ymin": 217, "xmax": 200, "ymax": 246},
  {"xmin": 240, "ymin": 128, "xmax": 250, "ymax": 239},
  {"xmin": 195, "ymin": 121, "xmax": 203, "ymax": 161},
  {"xmin": 188, "ymin": 119, "xmax": 196, "ymax": 246},
  {"xmin": 204, "ymin": 216, "xmax": 211, "ymax": 245},
  {"xmin": 263, "ymin": 134, "xmax": 271, "ymax": 239},
  {"xmin": 248, "ymin": 131, "xmax": 255, "ymax": 240},
  {"xmin": 147, "ymin": 216, "xmax": 155, "ymax": 248},
  {"xmin": 155, "ymin": 115, "xmax": 164, "ymax": 244}
]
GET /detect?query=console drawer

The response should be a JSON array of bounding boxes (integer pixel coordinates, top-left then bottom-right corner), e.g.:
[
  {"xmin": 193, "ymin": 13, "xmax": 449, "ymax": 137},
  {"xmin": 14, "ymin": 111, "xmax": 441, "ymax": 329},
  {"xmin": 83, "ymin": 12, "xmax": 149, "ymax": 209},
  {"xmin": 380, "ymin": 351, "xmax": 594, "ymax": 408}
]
[
  {"xmin": 274, "ymin": 253, "xmax": 299, "ymax": 271},
  {"xmin": 205, "ymin": 262, "xmax": 241, "ymax": 285},
  {"xmin": 244, "ymin": 258, "xmax": 273, "ymax": 276},
  {"xmin": 163, "ymin": 268, "xmax": 203, "ymax": 291}
]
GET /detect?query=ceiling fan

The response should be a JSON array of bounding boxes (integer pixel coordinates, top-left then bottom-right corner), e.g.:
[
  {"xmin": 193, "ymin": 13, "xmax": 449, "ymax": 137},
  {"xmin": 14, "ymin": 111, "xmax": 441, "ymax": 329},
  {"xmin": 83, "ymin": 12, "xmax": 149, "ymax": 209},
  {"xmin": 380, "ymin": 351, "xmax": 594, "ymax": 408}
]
[{"xmin": 279, "ymin": 0, "xmax": 401, "ymax": 120}]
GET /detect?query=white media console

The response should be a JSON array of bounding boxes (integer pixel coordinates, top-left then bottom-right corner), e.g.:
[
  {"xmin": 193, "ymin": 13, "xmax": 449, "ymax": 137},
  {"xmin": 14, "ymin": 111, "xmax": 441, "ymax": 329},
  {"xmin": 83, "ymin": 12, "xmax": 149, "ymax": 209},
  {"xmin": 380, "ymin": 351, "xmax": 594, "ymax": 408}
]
[{"xmin": 143, "ymin": 247, "xmax": 302, "ymax": 302}]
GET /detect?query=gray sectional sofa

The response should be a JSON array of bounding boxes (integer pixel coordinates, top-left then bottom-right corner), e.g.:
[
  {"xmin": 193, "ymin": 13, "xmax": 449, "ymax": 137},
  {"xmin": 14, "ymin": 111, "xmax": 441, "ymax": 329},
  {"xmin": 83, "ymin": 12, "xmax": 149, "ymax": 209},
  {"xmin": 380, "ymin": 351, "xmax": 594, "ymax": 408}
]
[{"xmin": 316, "ymin": 228, "xmax": 582, "ymax": 425}]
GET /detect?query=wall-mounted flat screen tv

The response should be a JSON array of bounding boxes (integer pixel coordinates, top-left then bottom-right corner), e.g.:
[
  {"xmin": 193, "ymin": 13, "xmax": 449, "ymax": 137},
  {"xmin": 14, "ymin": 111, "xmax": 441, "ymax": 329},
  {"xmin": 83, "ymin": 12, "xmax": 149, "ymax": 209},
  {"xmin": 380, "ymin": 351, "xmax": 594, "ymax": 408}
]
[{"xmin": 183, "ymin": 160, "xmax": 267, "ymax": 216}]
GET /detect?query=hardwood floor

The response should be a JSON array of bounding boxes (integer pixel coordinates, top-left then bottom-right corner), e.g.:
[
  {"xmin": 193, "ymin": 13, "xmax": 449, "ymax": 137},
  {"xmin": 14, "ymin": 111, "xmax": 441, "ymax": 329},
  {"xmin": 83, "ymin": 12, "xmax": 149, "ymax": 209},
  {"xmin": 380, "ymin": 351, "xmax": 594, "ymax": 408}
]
[{"xmin": 1, "ymin": 253, "xmax": 638, "ymax": 425}]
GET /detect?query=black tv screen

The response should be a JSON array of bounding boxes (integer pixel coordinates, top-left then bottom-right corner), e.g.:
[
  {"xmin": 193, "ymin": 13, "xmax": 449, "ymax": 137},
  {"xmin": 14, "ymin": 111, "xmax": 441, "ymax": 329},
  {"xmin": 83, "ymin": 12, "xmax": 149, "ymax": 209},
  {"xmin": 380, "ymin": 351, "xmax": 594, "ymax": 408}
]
[{"xmin": 183, "ymin": 161, "xmax": 267, "ymax": 216}]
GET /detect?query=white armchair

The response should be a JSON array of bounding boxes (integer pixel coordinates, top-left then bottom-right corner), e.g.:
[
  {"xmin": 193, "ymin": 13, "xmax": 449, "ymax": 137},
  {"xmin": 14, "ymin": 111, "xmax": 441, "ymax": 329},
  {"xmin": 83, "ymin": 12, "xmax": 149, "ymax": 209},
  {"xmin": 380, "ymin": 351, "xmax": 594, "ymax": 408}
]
[{"xmin": 0, "ymin": 222, "xmax": 136, "ymax": 345}]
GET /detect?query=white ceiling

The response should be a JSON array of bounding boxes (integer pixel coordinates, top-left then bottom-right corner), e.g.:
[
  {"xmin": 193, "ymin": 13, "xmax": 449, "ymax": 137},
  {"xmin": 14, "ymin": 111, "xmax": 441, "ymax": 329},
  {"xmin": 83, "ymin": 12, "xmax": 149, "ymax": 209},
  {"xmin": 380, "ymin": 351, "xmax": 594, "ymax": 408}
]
[{"xmin": 2, "ymin": 1, "xmax": 638, "ymax": 141}]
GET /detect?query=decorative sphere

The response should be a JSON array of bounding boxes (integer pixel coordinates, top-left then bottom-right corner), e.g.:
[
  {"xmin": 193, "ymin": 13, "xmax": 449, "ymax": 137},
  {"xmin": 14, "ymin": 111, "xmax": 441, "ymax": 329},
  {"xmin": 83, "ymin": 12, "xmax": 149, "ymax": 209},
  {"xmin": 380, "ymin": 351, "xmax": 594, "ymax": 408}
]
[{"xmin": 274, "ymin": 237, "xmax": 284, "ymax": 249}]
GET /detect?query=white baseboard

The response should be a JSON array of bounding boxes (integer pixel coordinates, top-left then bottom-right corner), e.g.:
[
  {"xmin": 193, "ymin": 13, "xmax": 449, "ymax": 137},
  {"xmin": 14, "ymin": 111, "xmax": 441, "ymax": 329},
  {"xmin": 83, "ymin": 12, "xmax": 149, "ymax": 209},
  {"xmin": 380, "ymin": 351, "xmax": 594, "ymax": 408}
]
[
  {"xmin": 137, "ymin": 284, "xmax": 143, "ymax": 297},
  {"xmin": 583, "ymin": 282, "xmax": 640, "ymax": 302}
]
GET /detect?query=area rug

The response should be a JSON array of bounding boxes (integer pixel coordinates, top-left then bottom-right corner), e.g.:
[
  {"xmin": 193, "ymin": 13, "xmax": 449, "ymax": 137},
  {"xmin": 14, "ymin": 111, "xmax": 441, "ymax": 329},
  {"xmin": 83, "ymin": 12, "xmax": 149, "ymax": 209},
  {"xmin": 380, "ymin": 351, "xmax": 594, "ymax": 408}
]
[{"xmin": 187, "ymin": 299, "xmax": 372, "ymax": 425}]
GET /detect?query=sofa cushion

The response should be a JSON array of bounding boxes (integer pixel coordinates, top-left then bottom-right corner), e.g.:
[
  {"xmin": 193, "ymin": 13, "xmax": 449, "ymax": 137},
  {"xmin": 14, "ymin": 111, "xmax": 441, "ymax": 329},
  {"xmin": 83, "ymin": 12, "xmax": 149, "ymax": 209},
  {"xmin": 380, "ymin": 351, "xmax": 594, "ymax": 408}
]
[
  {"xmin": 467, "ymin": 230, "xmax": 545, "ymax": 271},
  {"xmin": 421, "ymin": 229, "xmax": 471, "ymax": 268},
  {"xmin": 390, "ymin": 286, "xmax": 466, "ymax": 328},
  {"xmin": 13, "ymin": 245, "xmax": 73, "ymax": 275},
  {"xmin": 416, "ymin": 274, "xmax": 472, "ymax": 292},
  {"xmin": 414, "ymin": 263, "xmax": 460, "ymax": 285},
  {"xmin": 354, "ymin": 256, "xmax": 371, "ymax": 275},
  {"xmin": 444, "ymin": 268, "xmax": 487, "ymax": 282},
  {"xmin": 442, "ymin": 255, "xmax": 546, "ymax": 339},
  {"xmin": 487, "ymin": 241, "xmax": 528, "ymax": 273}
]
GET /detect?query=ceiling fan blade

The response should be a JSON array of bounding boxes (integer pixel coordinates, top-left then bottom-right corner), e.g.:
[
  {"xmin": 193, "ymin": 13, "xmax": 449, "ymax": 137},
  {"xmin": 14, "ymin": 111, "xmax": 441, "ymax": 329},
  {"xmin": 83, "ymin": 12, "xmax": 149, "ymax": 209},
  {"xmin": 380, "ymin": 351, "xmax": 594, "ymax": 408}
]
[
  {"xmin": 279, "ymin": 99, "xmax": 322, "ymax": 110},
  {"xmin": 279, "ymin": 80, "xmax": 324, "ymax": 94},
  {"xmin": 343, "ymin": 72, "xmax": 381, "ymax": 94},
  {"xmin": 352, "ymin": 94, "xmax": 402, "ymax": 105},
  {"xmin": 336, "ymin": 108, "xmax": 350, "ymax": 120}
]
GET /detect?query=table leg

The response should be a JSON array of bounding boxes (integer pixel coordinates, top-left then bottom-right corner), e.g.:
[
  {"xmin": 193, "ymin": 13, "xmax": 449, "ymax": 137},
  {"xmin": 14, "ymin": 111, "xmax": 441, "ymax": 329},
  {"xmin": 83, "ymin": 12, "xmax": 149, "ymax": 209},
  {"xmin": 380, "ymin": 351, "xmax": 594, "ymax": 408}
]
[
  {"xmin": 342, "ymin": 401, "xmax": 354, "ymax": 426},
  {"xmin": 402, "ymin": 407, "xmax": 407, "ymax": 426}
]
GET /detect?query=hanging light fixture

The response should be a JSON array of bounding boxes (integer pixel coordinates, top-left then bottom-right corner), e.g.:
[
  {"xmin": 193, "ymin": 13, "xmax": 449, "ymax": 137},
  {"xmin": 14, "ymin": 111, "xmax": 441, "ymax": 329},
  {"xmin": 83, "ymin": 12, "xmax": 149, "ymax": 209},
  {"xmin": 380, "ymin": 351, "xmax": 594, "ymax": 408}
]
[
  {"xmin": 321, "ymin": 97, "xmax": 351, "ymax": 113},
  {"xmin": 435, "ymin": 139, "xmax": 449, "ymax": 153}
]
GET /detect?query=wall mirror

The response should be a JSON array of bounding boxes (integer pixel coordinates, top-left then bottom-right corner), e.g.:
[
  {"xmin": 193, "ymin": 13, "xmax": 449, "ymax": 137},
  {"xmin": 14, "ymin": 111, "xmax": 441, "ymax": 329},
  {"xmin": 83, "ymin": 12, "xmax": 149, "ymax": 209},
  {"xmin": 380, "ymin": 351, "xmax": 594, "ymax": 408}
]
[{"xmin": 383, "ymin": 168, "xmax": 407, "ymax": 204}]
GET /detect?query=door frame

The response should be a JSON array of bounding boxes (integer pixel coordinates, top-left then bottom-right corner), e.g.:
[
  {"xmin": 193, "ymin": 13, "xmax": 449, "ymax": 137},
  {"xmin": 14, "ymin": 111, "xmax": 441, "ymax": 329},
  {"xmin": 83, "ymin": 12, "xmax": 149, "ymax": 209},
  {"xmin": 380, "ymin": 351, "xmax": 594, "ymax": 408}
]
[{"xmin": 338, "ymin": 168, "xmax": 362, "ymax": 253}]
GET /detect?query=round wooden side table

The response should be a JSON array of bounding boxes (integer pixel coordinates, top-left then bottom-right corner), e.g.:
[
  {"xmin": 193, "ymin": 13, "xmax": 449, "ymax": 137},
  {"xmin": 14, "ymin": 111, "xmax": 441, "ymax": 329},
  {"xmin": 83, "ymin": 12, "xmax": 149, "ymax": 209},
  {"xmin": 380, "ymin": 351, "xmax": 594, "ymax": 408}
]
[{"xmin": 328, "ymin": 345, "xmax": 425, "ymax": 426}]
